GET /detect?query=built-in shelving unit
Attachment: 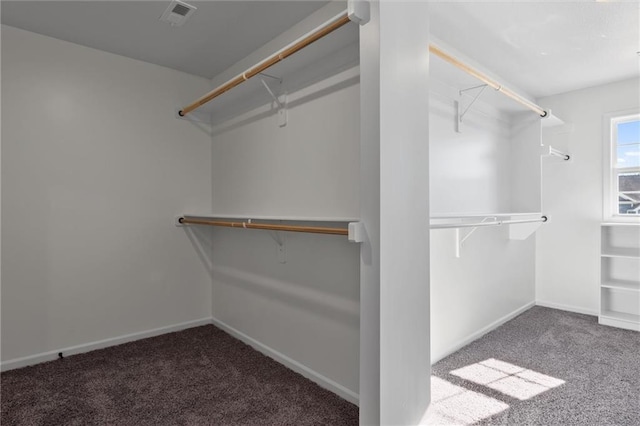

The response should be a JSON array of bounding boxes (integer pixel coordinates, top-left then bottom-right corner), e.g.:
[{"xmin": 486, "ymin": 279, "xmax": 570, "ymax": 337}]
[{"xmin": 599, "ymin": 223, "xmax": 640, "ymax": 331}]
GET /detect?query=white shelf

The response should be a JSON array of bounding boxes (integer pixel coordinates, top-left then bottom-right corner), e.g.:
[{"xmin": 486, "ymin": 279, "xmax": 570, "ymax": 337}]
[
  {"xmin": 601, "ymin": 281, "xmax": 640, "ymax": 292},
  {"xmin": 598, "ymin": 311, "xmax": 640, "ymax": 331},
  {"xmin": 181, "ymin": 213, "xmax": 360, "ymax": 223},
  {"xmin": 601, "ymin": 310, "xmax": 640, "ymax": 323},
  {"xmin": 430, "ymin": 212, "xmax": 542, "ymax": 220},
  {"xmin": 601, "ymin": 248, "xmax": 640, "ymax": 259},
  {"xmin": 600, "ymin": 224, "xmax": 640, "ymax": 332}
]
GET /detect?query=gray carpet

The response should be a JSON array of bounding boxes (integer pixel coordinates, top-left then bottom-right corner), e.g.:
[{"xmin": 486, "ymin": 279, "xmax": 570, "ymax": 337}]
[
  {"xmin": 427, "ymin": 306, "xmax": 640, "ymax": 426},
  {"xmin": 1, "ymin": 325, "xmax": 358, "ymax": 425}
]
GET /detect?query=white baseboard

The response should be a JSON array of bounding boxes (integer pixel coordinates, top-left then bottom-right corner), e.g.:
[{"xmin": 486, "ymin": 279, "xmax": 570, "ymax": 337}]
[
  {"xmin": 210, "ymin": 316, "xmax": 359, "ymax": 406},
  {"xmin": 535, "ymin": 300, "xmax": 598, "ymax": 317},
  {"xmin": 431, "ymin": 301, "xmax": 536, "ymax": 365},
  {"xmin": 1, "ymin": 318, "xmax": 212, "ymax": 372}
]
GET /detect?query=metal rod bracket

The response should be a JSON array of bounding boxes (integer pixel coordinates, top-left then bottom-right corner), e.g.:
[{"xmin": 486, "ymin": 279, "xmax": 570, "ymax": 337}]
[
  {"xmin": 456, "ymin": 84, "xmax": 488, "ymax": 133},
  {"xmin": 455, "ymin": 216, "xmax": 494, "ymax": 257},
  {"xmin": 348, "ymin": 222, "xmax": 365, "ymax": 243},
  {"xmin": 547, "ymin": 146, "xmax": 571, "ymax": 161},
  {"xmin": 260, "ymin": 78, "xmax": 287, "ymax": 127},
  {"xmin": 175, "ymin": 107, "xmax": 211, "ymax": 124},
  {"xmin": 348, "ymin": 0, "xmax": 370, "ymax": 25}
]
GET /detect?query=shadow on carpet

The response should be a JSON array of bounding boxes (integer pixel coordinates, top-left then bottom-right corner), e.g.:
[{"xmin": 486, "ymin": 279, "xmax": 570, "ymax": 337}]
[{"xmin": 1, "ymin": 325, "xmax": 358, "ymax": 426}]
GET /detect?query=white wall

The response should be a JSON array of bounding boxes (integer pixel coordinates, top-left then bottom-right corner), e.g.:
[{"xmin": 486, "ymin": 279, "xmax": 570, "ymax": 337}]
[
  {"xmin": 1, "ymin": 25, "xmax": 213, "ymax": 363},
  {"xmin": 429, "ymin": 79, "xmax": 537, "ymax": 363},
  {"xmin": 429, "ymin": 80, "xmax": 512, "ymax": 216},
  {"xmin": 358, "ymin": 4, "xmax": 381, "ymax": 423},
  {"xmin": 536, "ymin": 78, "xmax": 640, "ymax": 315},
  {"xmin": 378, "ymin": 2, "xmax": 431, "ymax": 424},
  {"xmin": 209, "ymin": 69, "xmax": 360, "ymax": 400}
]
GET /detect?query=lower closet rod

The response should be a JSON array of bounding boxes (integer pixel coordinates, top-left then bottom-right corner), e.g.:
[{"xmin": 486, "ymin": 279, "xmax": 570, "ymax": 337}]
[
  {"xmin": 178, "ymin": 217, "xmax": 349, "ymax": 236},
  {"xmin": 430, "ymin": 216, "xmax": 548, "ymax": 230}
]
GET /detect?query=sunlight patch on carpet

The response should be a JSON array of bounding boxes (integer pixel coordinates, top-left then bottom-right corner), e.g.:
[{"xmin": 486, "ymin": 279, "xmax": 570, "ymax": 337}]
[
  {"xmin": 420, "ymin": 376, "xmax": 509, "ymax": 425},
  {"xmin": 451, "ymin": 358, "xmax": 565, "ymax": 401}
]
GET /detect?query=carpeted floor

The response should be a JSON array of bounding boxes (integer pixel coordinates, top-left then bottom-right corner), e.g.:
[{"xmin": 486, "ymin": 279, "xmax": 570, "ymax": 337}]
[
  {"xmin": 1, "ymin": 325, "xmax": 358, "ymax": 426},
  {"xmin": 4, "ymin": 307, "xmax": 639, "ymax": 426},
  {"xmin": 425, "ymin": 306, "xmax": 640, "ymax": 426}
]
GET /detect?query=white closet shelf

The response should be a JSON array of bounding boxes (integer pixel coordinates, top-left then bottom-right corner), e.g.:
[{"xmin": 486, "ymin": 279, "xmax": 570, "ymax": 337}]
[
  {"xmin": 430, "ymin": 212, "xmax": 542, "ymax": 220},
  {"xmin": 601, "ymin": 248, "xmax": 640, "ymax": 259},
  {"xmin": 602, "ymin": 222, "xmax": 640, "ymax": 227},
  {"xmin": 601, "ymin": 281, "xmax": 640, "ymax": 292},
  {"xmin": 600, "ymin": 310, "xmax": 640, "ymax": 327},
  {"xmin": 180, "ymin": 214, "xmax": 360, "ymax": 223},
  {"xmin": 600, "ymin": 224, "xmax": 640, "ymax": 332}
]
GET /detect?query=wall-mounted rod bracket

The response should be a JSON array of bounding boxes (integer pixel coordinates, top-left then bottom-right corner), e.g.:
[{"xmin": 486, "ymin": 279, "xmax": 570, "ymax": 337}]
[
  {"xmin": 348, "ymin": 0, "xmax": 370, "ymax": 25},
  {"xmin": 348, "ymin": 222, "xmax": 365, "ymax": 243},
  {"xmin": 258, "ymin": 72, "xmax": 283, "ymax": 83},
  {"xmin": 267, "ymin": 230, "xmax": 286, "ymax": 263},
  {"xmin": 456, "ymin": 84, "xmax": 488, "ymax": 133},
  {"xmin": 174, "ymin": 106, "xmax": 211, "ymax": 124},
  {"xmin": 547, "ymin": 146, "xmax": 571, "ymax": 161},
  {"xmin": 455, "ymin": 216, "xmax": 495, "ymax": 257},
  {"xmin": 260, "ymin": 78, "xmax": 287, "ymax": 127}
]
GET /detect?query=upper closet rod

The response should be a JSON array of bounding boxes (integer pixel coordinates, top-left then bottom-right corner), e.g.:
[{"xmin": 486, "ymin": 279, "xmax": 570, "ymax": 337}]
[
  {"xmin": 429, "ymin": 45, "xmax": 548, "ymax": 118},
  {"xmin": 178, "ymin": 216, "xmax": 349, "ymax": 236},
  {"xmin": 179, "ymin": 12, "xmax": 351, "ymax": 116}
]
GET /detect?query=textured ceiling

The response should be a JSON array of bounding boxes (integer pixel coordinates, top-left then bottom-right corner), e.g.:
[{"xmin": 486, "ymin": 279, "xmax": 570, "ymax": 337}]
[
  {"xmin": 1, "ymin": 1, "xmax": 329, "ymax": 79},
  {"xmin": 429, "ymin": 1, "xmax": 640, "ymax": 98}
]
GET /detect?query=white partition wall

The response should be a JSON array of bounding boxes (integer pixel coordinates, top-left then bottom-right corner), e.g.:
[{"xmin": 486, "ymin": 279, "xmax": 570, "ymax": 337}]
[
  {"xmin": 358, "ymin": 2, "xmax": 381, "ymax": 423},
  {"xmin": 376, "ymin": 2, "xmax": 432, "ymax": 424}
]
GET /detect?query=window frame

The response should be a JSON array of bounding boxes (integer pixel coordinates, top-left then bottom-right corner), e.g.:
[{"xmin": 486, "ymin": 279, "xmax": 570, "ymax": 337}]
[{"xmin": 603, "ymin": 109, "xmax": 640, "ymax": 223}]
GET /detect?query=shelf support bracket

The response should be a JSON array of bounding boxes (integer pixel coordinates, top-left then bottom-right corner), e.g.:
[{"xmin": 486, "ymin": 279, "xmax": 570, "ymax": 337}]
[
  {"xmin": 260, "ymin": 77, "xmax": 287, "ymax": 128},
  {"xmin": 267, "ymin": 229, "xmax": 286, "ymax": 264},
  {"xmin": 456, "ymin": 84, "xmax": 488, "ymax": 133},
  {"xmin": 455, "ymin": 216, "xmax": 495, "ymax": 257}
]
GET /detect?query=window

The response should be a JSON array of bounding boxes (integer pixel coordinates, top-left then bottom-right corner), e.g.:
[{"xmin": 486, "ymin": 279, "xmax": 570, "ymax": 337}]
[{"xmin": 605, "ymin": 112, "xmax": 640, "ymax": 220}]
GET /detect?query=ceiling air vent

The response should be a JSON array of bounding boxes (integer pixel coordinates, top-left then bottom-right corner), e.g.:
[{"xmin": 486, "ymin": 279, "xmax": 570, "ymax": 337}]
[{"xmin": 160, "ymin": 0, "xmax": 197, "ymax": 27}]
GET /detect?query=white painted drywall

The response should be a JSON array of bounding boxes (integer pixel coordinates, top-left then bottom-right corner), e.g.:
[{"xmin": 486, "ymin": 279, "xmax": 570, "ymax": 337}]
[
  {"xmin": 429, "ymin": 80, "xmax": 512, "ymax": 216},
  {"xmin": 211, "ymin": 78, "xmax": 359, "ymax": 218},
  {"xmin": 536, "ymin": 78, "xmax": 640, "ymax": 315},
  {"xmin": 209, "ymin": 69, "xmax": 360, "ymax": 397},
  {"xmin": 1, "ymin": 25, "xmax": 213, "ymax": 362},
  {"xmin": 378, "ymin": 2, "xmax": 431, "ymax": 424},
  {"xmin": 358, "ymin": 2, "xmax": 381, "ymax": 423},
  {"xmin": 428, "ymin": 78, "xmax": 537, "ymax": 363}
]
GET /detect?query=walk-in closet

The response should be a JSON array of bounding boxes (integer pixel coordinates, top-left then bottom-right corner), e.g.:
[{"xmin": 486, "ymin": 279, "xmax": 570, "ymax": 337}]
[{"xmin": 2, "ymin": 1, "xmax": 639, "ymax": 425}]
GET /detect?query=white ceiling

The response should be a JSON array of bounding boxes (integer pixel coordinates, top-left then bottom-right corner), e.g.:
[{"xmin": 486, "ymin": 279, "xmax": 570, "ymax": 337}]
[
  {"xmin": 1, "ymin": 1, "xmax": 329, "ymax": 79},
  {"xmin": 2, "ymin": 1, "xmax": 638, "ymax": 101},
  {"xmin": 429, "ymin": 1, "xmax": 640, "ymax": 98}
]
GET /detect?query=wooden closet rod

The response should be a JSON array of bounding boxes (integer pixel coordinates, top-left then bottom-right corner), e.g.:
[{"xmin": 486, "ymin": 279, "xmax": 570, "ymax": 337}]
[
  {"xmin": 429, "ymin": 45, "xmax": 548, "ymax": 118},
  {"xmin": 179, "ymin": 12, "xmax": 352, "ymax": 116},
  {"xmin": 178, "ymin": 216, "xmax": 349, "ymax": 236}
]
